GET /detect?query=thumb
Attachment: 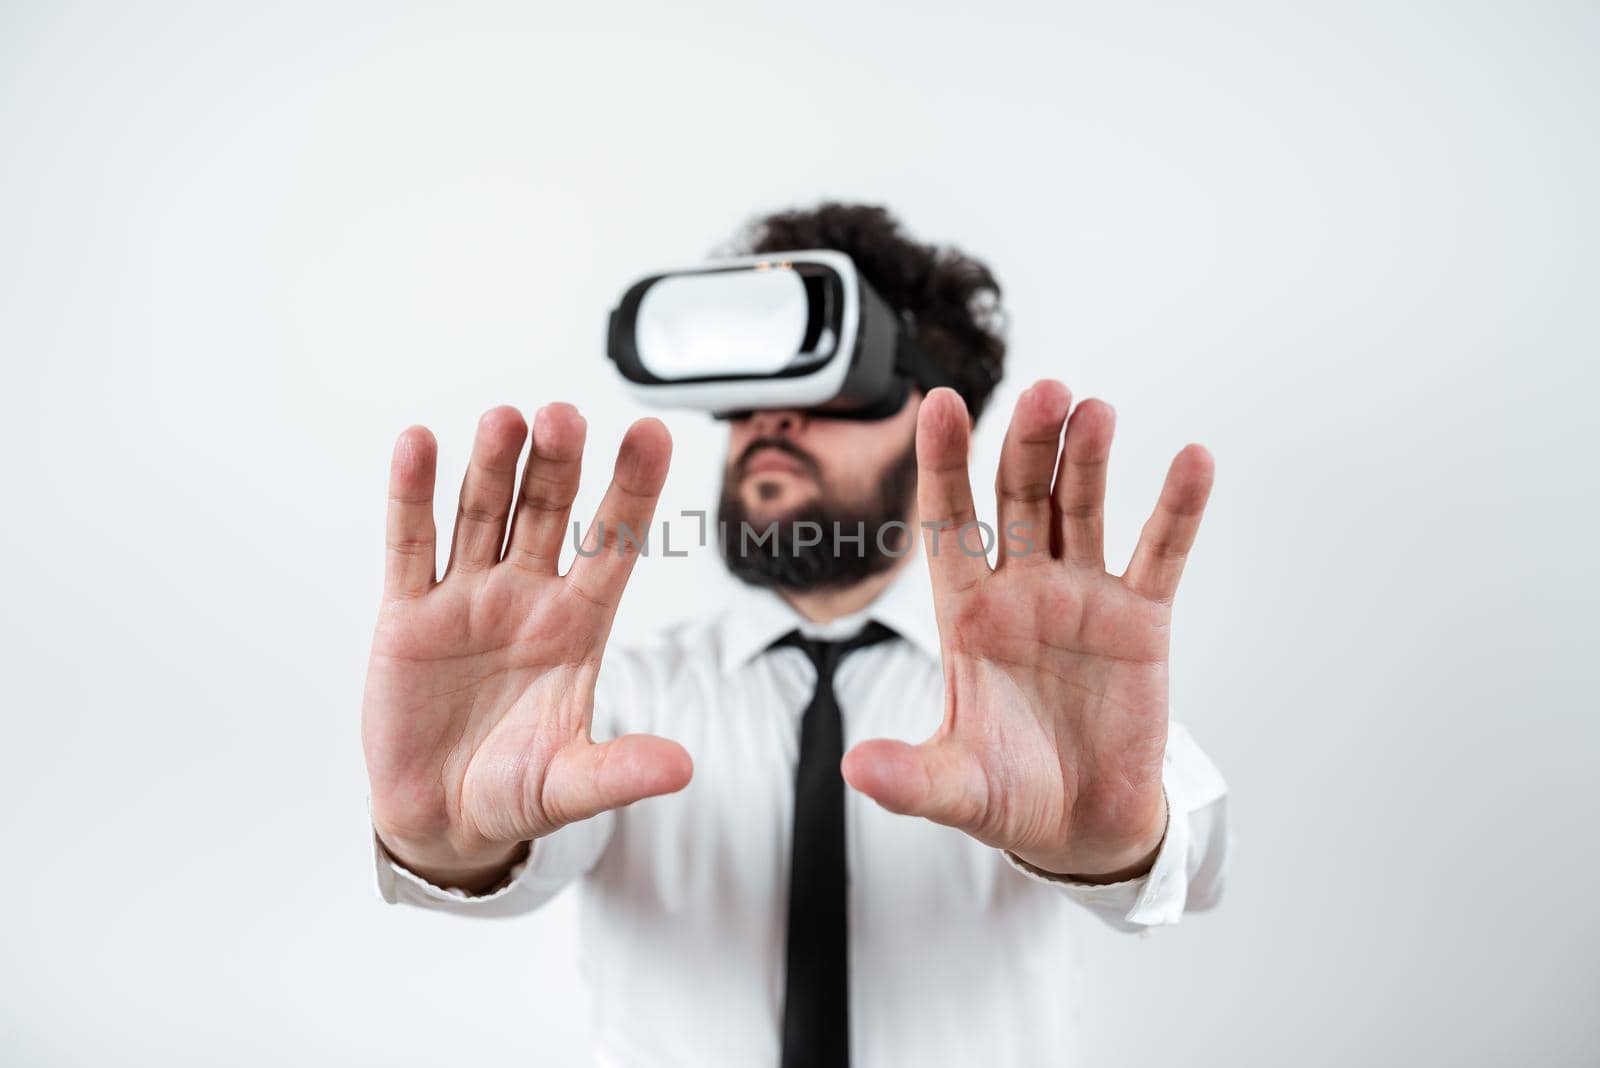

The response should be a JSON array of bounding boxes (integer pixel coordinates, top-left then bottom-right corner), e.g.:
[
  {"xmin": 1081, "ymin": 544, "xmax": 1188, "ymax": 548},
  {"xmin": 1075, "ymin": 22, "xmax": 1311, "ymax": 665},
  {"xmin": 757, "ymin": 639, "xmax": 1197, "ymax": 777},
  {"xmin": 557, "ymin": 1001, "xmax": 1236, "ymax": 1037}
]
[
  {"xmin": 842, "ymin": 738, "xmax": 986, "ymax": 831},
  {"xmin": 541, "ymin": 733, "xmax": 693, "ymax": 829}
]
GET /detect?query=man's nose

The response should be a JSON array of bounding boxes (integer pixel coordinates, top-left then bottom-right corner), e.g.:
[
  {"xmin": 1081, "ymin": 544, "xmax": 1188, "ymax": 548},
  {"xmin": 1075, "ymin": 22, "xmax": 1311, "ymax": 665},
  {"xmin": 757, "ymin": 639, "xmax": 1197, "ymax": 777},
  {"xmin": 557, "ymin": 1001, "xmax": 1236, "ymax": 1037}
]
[{"xmin": 748, "ymin": 408, "xmax": 809, "ymax": 437}]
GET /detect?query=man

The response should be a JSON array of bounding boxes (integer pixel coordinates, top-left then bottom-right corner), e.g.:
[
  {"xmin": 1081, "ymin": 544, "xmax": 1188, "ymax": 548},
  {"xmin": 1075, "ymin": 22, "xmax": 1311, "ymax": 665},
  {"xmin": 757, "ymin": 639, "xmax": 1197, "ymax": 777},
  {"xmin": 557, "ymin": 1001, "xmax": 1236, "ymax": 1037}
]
[{"xmin": 361, "ymin": 203, "xmax": 1228, "ymax": 1066}]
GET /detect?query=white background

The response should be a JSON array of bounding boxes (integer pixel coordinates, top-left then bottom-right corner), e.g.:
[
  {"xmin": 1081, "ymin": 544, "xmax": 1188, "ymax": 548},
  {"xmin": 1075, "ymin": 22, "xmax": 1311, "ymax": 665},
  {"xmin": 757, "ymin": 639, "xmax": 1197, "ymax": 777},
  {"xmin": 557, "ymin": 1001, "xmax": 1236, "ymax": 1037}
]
[{"xmin": 2, "ymin": 2, "xmax": 1597, "ymax": 1064}]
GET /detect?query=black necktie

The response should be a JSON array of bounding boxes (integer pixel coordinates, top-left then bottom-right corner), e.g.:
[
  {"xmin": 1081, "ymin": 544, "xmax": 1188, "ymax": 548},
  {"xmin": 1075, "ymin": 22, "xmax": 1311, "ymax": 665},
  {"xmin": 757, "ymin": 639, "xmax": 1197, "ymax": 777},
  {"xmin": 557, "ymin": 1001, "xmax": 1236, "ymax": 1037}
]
[{"xmin": 769, "ymin": 621, "xmax": 897, "ymax": 1068}]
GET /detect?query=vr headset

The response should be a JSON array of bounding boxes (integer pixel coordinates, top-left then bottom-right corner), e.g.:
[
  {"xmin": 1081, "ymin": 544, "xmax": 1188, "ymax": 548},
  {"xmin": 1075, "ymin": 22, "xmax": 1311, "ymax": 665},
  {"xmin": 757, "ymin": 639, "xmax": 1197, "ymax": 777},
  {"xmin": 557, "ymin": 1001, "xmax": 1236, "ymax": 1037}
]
[{"xmin": 606, "ymin": 249, "xmax": 957, "ymax": 420}]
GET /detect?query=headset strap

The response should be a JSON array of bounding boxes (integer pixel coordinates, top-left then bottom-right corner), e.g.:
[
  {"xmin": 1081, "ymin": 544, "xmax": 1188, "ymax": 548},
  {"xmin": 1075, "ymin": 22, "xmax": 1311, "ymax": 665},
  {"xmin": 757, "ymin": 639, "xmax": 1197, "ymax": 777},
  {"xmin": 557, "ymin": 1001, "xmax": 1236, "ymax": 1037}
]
[{"xmin": 893, "ymin": 312, "xmax": 960, "ymax": 395}]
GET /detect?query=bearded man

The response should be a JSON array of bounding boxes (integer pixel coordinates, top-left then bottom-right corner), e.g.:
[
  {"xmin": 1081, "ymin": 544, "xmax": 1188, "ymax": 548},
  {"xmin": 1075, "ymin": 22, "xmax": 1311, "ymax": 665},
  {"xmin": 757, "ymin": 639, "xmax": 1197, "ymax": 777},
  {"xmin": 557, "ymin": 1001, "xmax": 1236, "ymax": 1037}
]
[{"xmin": 360, "ymin": 202, "xmax": 1229, "ymax": 1067}]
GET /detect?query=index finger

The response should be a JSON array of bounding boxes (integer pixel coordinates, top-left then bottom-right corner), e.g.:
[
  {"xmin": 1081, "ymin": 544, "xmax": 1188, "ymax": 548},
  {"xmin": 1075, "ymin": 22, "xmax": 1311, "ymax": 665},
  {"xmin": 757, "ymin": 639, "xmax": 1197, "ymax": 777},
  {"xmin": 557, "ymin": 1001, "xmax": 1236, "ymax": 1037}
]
[
  {"xmin": 565, "ymin": 418, "xmax": 673, "ymax": 611},
  {"xmin": 916, "ymin": 388, "xmax": 990, "ymax": 596}
]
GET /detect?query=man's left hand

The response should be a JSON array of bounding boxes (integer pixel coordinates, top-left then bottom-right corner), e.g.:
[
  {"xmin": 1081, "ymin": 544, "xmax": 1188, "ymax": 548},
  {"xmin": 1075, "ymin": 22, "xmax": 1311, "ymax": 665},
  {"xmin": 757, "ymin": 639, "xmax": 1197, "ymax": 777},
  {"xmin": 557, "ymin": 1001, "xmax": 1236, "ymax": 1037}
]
[{"xmin": 842, "ymin": 381, "xmax": 1214, "ymax": 881}]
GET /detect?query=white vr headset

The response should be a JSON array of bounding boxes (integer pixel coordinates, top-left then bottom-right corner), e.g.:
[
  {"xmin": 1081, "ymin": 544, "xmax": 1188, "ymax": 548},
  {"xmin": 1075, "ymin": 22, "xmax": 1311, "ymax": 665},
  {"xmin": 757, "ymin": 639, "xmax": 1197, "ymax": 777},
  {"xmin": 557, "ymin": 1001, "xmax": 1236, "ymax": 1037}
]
[{"xmin": 606, "ymin": 249, "xmax": 958, "ymax": 420}]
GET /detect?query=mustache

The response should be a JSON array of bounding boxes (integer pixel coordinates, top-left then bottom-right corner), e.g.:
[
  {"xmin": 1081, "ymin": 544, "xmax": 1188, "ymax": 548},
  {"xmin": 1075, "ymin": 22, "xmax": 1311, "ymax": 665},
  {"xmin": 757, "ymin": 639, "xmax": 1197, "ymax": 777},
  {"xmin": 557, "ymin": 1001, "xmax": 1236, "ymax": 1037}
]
[{"xmin": 734, "ymin": 436, "xmax": 822, "ymax": 481}]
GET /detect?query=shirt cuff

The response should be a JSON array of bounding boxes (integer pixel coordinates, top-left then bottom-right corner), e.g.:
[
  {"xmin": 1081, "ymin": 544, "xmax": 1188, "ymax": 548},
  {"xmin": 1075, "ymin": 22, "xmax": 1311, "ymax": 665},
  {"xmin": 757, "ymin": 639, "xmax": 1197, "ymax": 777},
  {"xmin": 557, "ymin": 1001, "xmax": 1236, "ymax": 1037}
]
[{"xmin": 371, "ymin": 828, "xmax": 541, "ymax": 907}]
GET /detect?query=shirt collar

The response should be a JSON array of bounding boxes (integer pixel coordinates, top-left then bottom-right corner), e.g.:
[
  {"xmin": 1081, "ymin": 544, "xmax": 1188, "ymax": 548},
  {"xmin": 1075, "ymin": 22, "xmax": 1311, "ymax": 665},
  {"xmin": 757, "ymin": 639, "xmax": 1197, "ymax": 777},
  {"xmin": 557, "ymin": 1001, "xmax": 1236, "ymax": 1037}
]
[{"xmin": 715, "ymin": 550, "xmax": 942, "ymax": 675}]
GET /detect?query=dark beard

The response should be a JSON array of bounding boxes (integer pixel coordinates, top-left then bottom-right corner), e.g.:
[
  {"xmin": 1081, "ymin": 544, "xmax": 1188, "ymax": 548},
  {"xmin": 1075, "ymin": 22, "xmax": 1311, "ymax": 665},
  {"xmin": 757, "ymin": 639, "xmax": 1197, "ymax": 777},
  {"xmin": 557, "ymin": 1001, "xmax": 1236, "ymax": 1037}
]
[{"xmin": 717, "ymin": 437, "xmax": 918, "ymax": 593}]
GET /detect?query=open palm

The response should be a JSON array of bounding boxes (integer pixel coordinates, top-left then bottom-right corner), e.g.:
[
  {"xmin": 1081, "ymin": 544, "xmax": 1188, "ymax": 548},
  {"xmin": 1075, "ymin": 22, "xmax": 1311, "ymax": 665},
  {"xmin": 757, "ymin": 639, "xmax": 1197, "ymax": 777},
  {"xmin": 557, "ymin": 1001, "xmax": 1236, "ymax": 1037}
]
[
  {"xmin": 843, "ymin": 382, "xmax": 1213, "ymax": 879},
  {"xmin": 362, "ymin": 404, "xmax": 691, "ymax": 890}
]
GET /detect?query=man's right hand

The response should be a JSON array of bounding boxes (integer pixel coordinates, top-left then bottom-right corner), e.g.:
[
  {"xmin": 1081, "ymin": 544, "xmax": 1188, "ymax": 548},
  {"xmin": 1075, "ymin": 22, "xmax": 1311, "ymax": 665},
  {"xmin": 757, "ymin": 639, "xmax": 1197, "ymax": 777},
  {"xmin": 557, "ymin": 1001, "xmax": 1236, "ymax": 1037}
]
[{"xmin": 361, "ymin": 404, "xmax": 692, "ymax": 893}]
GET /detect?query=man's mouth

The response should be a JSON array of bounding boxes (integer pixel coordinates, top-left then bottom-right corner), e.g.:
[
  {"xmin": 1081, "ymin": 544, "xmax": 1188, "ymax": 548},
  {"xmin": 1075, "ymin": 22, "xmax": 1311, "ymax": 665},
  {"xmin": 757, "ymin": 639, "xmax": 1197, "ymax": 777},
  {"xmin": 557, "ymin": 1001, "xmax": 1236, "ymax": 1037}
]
[
  {"xmin": 737, "ymin": 438, "xmax": 820, "ymax": 482},
  {"xmin": 743, "ymin": 447, "xmax": 809, "ymax": 478}
]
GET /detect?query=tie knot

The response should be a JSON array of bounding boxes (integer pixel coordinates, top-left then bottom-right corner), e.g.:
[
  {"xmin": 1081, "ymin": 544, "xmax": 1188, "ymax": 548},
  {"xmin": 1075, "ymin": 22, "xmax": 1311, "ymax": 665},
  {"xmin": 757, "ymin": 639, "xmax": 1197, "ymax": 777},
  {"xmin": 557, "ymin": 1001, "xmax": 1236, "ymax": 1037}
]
[{"xmin": 769, "ymin": 621, "xmax": 897, "ymax": 675}]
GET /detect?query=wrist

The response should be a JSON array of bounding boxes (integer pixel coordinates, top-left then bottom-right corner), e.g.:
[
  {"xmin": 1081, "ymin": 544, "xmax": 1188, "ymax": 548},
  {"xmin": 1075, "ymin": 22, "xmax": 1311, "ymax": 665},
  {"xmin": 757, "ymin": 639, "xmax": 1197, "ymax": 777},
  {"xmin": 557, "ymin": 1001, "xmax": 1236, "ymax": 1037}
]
[
  {"xmin": 1013, "ymin": 788, "xmax": 1169, "ymax": 883},
  {"xmin": 374, "ymin": 826, "xmax": 530, "ymax": 894}
]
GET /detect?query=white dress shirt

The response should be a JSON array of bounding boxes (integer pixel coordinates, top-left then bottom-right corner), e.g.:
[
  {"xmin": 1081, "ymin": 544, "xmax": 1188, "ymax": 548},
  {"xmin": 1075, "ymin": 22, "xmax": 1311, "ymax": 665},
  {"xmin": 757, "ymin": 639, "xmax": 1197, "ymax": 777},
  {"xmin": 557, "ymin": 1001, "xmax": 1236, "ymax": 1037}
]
[{"xmin": 375, "ymin": 551, "xmax": 1230, "ymax": 1067}]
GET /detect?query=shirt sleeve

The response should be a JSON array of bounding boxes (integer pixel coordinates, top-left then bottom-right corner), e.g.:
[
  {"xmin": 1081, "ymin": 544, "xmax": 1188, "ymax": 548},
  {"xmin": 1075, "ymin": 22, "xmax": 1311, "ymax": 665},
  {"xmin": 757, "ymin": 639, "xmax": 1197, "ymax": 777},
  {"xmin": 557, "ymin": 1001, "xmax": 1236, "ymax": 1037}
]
[
  {"xmin": 1002, "ymin": 720, "xmax": 1230, "ymax": 931},
  {"xmin": 372, "ymin": 811, "xmax": 615, "ymax": 918}
]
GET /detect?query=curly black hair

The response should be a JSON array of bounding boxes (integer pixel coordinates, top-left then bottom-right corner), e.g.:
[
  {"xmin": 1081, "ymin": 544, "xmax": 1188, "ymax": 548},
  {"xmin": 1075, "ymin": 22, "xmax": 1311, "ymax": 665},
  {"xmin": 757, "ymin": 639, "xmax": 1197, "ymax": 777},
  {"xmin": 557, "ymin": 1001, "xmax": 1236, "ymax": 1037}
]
[{"xmin": 721, "ymin": 201, "xmax": 1008, "ymax": 420}]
